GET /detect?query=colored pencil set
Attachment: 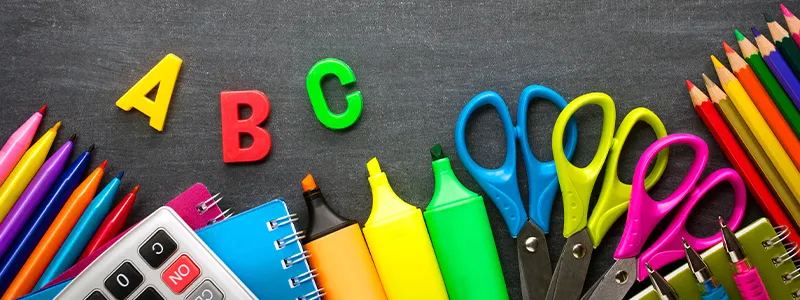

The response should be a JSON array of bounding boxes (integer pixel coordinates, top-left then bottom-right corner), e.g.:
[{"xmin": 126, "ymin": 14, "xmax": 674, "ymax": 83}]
[
  {"xmin": 0, "ymin": 107, "xmax": 139, "ymax": 298},
  {"xmin": 687, "ymin": 4, "xmax": 800, "ymax": 246}
]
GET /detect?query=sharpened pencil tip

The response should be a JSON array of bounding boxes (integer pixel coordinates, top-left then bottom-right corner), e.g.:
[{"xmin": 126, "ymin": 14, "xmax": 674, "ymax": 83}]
[
  {"xmin": 38, "ymin": 105, "xmax": 47, "ymax": 115},
  {"xmin": 710, "ymin": 55, "xmax": 725, "ymax": 68},
  {"xmin": 116, "ymin": 171, "xmax": 124, "ymax": 180},
  {"xmin": 752, "ymin": 27, "xmax": 763, "ymax": 37},
  {"xmin": 765, "ymin": 13, "xmax": 776, "ymax": 23},
  {"xmin": 734, "ymin": 29, "xmax": 746, "ymax": 41},
  {"xmin": 68, "ymin": 134, "xmax": 76, "ymax": 142},
  {"xmin": 722, "ymin": 41, "xmax": 735, "ymax": 53},
  {"xmin": 782, "ymin": 4, "xmax": 794, "ymax": 17},
  {"xmin": 685, "ymin": 80, "xmax": 696, "ymax": 90}
]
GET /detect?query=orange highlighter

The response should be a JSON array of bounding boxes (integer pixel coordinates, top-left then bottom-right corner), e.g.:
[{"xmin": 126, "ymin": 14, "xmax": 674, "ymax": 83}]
[
  {"xmin": 362, "ymin": 158, "xmax": 448, "ymax": 300},
  {"xmin": 301, "ymin": 174, "xmax": 387, "ymax": 300},
  {"xmin": 2, "ymin": 161, "xmax": 106, "ymax": 300}
]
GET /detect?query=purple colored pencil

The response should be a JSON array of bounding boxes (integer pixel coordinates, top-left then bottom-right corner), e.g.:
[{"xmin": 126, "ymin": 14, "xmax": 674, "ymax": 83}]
[
  {"xmin": 0, "ymin": 136, "xmax": 74, "ymax": 256},
  {"xmin": 754, "ymin": 27, "xmax": 800, "ymax": 110}
]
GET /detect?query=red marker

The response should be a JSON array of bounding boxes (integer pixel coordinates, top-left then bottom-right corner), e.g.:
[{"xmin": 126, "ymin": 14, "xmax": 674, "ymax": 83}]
[{"xmin": 77, "ymin": 185, "xmax": 139, "ymax": 260}]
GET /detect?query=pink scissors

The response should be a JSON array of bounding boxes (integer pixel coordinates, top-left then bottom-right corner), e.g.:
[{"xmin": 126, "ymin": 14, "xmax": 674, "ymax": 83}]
[{"xmin": 581, "ymin": 133, "xmax": 747, "ymax": 300}]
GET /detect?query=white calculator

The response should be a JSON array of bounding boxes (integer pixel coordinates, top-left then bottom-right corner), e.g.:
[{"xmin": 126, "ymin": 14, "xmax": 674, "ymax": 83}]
[{"xmin": 56, "ymin": 207, "xmax": 256, "ymax": 300}]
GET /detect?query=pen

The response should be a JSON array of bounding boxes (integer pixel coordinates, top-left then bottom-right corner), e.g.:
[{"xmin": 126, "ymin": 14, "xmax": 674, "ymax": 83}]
[
  {"xmin": 0, "ymin": 136, "xmax": 74, "ymax": 257},
  {"xmin": 2, "ymin": 160, "xmax": 106, "ymax": 300},
  {"xmin": 720, "ymin": 217, "xmax": 770, "ymax": 300},
  {"xmin": 301, "ymin": 174, "xmax": 387, "ymax": 300},
  {"xmin": 0, "ymin": 145, "xmax": 93, "ymax": 293},
  {"xmin": 646, "ymin": 263, "xmax": 680, "ymax": 300},
  {"xmin": 0, "ymin": 106, "xmax": 45, "ymax": 185},
  {"xmin": 683, "ymin": 238, "xmax": 729, "ymax": 300},
  {"xmin": 0, "ymin": 122, "xmax": 60, "ymax": 222},
  {"xmin": 78, "ymin": 184, "xmax": 139, "ymax": 260},
  {"xmin": 36, "ymin": 171, "xmax": 123, "ymax": 288}
]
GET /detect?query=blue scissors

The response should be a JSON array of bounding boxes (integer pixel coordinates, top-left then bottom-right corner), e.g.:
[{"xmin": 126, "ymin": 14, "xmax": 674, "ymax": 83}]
[{"xmin": 455, "ymin": 85, "xmax": 578, "ymax": 300}]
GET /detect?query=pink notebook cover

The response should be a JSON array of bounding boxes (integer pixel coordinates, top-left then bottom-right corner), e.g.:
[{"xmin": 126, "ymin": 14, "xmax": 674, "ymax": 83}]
[{"xmin": 44, "ymin": 183, "xmax": 222, "ymax": 287}]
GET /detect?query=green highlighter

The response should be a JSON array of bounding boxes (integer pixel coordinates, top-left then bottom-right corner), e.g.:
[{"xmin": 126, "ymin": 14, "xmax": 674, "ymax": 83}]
[{"xmin": 423, "ymin": 144, "xmax": 508, "ymax": 300}]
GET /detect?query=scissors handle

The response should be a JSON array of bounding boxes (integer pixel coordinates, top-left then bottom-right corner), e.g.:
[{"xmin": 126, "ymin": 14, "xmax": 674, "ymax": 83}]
[
  {"xmin": 516, "ymin": 85, "xmax": 577, "ymax": 233},
  {"xmin": 455, "ymin": 91, "xmax": 526, "ymax": 237},
  {"xmin": 616, "ymin": 133, "xmax": 708, "ymax": 259},
  {"xmin": 553, "ymin": 92, "xmax": 616, "ymax": 238},
  {"xmin": 635, "ymin": 167, "xmax": 747, "ymax": 281},
  {"xmin": 586, "ymin": 108, "xmax": 668, "ymax": 247}
]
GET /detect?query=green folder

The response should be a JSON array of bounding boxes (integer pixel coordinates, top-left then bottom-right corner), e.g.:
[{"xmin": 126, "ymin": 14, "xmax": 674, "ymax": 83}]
[{"xmin": 632, "ymin": 218, "xmax": 800, "ymax": 300}]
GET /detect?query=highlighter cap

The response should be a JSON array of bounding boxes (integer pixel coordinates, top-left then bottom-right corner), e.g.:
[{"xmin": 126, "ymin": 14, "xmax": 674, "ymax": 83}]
[
  {"xmin": 302, "ymin": 175, "xmax": 355, "ymax": 243},
  {"xmin": 426, "ymin": 144, "xmax": 480, "ymax": 212},
  {"xmin": 365, "ymin": 158, "xmax": 417, "ymax": 228}
]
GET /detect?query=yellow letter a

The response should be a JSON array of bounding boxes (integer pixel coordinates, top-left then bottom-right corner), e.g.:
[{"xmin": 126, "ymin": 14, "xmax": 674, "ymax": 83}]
[{"xmin": 116, "ymin": 53, "xmax": 183, "ymax": 131}]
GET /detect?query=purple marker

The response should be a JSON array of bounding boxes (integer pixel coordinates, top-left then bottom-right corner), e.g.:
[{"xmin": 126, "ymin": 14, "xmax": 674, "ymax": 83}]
[
  {"xmin": 754, "ymin": 27, "xmax": 800, "ymax": 110},
  {"xmin": 0, "ymin": 135, "xmax": 74, "ymax": 256}
]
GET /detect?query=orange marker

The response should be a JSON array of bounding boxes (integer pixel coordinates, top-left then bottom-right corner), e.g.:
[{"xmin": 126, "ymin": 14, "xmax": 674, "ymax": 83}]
[
  {"xmin": 2, "ymin": 161, "xmax": 107, "ymax": 299},
  {"xmin": 301, "ymin": 174, "xmax": 387, "ymax": 300}
]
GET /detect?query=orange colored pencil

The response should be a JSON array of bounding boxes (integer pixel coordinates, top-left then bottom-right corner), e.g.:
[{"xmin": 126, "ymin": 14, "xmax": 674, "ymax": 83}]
[{"xmin": 1, "ymin": 161, "xmax": 107, "ymax": 299}]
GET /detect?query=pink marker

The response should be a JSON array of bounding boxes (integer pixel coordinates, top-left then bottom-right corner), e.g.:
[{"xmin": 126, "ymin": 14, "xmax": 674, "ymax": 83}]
[{"xmin": 0, "ymin": 106, "xmax": 46, "ymax": 185}]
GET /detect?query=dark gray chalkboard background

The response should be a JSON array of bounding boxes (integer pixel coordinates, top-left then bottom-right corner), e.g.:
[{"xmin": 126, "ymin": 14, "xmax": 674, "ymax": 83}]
[{"xmin": 0, "ymin": 0, "xmax": 790, "ymax": 298}]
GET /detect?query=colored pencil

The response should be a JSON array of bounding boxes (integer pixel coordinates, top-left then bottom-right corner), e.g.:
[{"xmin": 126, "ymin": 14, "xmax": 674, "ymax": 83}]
[
  {"xmin": 0, "ymin": 122, "xmax": 60, "ymax": 223},
  {"xmin": 36, "ymin": 171, "xmax": 123, "ymax": 289},
  {"xmin": 712, "ymin": 55, "xmax": 800, "ymax": 167},
  {"xmin": 723, "ymin": 42, "xmax": 800, "ymax": 155},
  {"xmin": 0, "ymin": 106, "xmax": 45, "ymax": 185},
  {"xmin": 692, "ymin": 79, "xmax": 800, "ymax": 240},
  {"xmin": 766, "ymin": 13, "xmax": 800, "ymax": 77},
  {"xmin": 704, "ymin": 69, "xmax": 800, "ymax": 201},
  {"xmin": 781, "ymin": 4, "xmax": 800, "ymax": 48},
  {"xmin": 2, "ymin": 161, "xmax": 106, "ymax": 300},
  {"xmin": 753, "ymin": 27, "xmax": 800, "ymax": 113},
  {"xmin": 0, "ymin": 146, "xmax": 93, "ymax": 292},
  {"xmin": 0, "ymin": 136, "xmax": 73, "ymax": 257},
  {"xmin": 79, "ymin": 184, "xmax": 138, "ymax": 260}
]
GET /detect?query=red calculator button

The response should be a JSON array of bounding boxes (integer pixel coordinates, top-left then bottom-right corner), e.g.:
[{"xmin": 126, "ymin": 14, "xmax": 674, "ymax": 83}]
[{"xmin": 161, "ymin": 254, "xmax": 200, "ymax": 293}]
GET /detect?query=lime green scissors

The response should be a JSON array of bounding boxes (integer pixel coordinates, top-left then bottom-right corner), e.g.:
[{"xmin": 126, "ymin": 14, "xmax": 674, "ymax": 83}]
[{"xmin": 545, "ymin": 92, "xmax": 669, "ymax": 300}]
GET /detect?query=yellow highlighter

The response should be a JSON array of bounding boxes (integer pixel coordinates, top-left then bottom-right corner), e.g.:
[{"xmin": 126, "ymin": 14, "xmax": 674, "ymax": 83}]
[
  {"xmin": 362, "ymin": 158, "xmax": 448, "ymax": 300},
  {"xmin": 0, "ymin": 122, "xmax": 60, "ymax": 222}
]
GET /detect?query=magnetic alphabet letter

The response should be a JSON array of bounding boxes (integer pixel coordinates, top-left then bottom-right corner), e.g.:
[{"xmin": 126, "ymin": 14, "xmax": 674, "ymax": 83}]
[
  {"xmin": 220, "ymin": 90, "xmax": 272, "ymax": 163},
  {"xmin": 306, "ymin": 58, "xmax": 363, "ymax": 130},
  {"xmin": 116, "ymin": 54, "xmax": 183, "ymax": 131}
]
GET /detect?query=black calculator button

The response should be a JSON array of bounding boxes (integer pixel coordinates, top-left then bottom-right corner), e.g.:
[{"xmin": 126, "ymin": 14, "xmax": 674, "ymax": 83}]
[
  {"xmin": 186, "ymin": 279, "xmax": 225, "ymax": 300},
  {"xmin": 104, "ymin": 262, "xmax": 144, "ymax": 300},
  {"xmin": 139, "ymin": 229, "xmax": 177, "ymax": 268},
  {"xmin": 86, "ymin": 291, "xmax": 108, "ymax": 300},
  {"xmin": 135, "ymin": 287, "xmax": 165, "ymax": 300}
]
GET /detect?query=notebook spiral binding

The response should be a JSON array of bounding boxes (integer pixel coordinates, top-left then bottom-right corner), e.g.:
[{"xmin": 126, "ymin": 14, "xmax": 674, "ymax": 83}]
[
  {"xmin": 198, "ymin": 193, "xmax": 235, "ymax": 225},
  {"xmin": 764, "ymin": 226, "xmax": 800, "ymax": 299},
  {"xmin": 268, "ymin": 213, "xmax": 325, "ymax": 300}
]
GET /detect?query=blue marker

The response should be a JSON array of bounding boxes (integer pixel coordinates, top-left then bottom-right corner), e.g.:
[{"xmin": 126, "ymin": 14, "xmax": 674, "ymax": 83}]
[
  {"xmin": 0, "ymin": 145, "xmax": 93, "ymax": 292},
  {"xmin": 684, "ymin": 238, "xmax": 730, "ymax": 300},
  {"xmin": 34, "ymin": 171, "xmax": 123, "ymax": 289}
]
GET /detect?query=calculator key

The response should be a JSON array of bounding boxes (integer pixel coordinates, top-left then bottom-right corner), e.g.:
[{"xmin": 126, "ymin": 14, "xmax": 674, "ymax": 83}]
[
  {"xmin": 162, "ymin": 254, "xmax": 201, "ymax": 293},
  {"xmin": 186, "ymin": 280, "xmax": 225, "ymax": 300},
  {"xmin": 85, "ymin": 291, "xmax": 108, "ymax": 300},
  {"xmin": 135, "ymin": 286, "xmax": 165, "ymax": 300},
  {"xmin": 140, "ymin": 229, "xmax": 178, "ymax": 268},
  {"xmin": 104, "ymin": 262, "xmax": 144, "ymax": 300}
]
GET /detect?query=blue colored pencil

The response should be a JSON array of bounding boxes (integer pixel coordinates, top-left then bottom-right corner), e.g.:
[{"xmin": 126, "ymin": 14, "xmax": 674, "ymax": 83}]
[
  {"xmin": 754, "ymin": 27, "xmax": 800, "ymax": 110},
  {"xmin": 0, "ymin": 146, "xmax": 93, "ymax": 292},
  {"xmin": 34, "ymin": 171, "xmax": 123, "ymax": 289}
]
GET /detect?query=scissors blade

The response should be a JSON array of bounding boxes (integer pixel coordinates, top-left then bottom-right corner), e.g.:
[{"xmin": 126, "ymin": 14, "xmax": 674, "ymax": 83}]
[
  {"xmin": 545, "ymin": 229, "xmax": 593, "ymax": 300},
  {"xmin": 580, "ymin": 257, "xmax": 637, "ymax": 300},
  {"xmin": 517, "ymin": 221, "xmax": 551, "ymax": 300}
]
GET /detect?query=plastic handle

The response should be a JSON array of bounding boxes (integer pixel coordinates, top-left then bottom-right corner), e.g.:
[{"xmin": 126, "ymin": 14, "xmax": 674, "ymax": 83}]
[
  {"xmin": 455, "ymin": 91, "xmax": 526, "ymax": 237},
  {"xmin": 733, "ymin": 267, "xmax": 769, "ymax": 300},
  {"xmin": 515, "ymin": 85, "xmax": 577, "ymax": 233},
  {"xmin": 701, "ymin": 283, "xmax": 730, "ymax": 300},
  {"xmin": 552, "ymin": 92, "xmax": 616, "ymax": 238},
  {"xmin": 586, "ymin": 107, "xmax": 668, "ymax": 247}
]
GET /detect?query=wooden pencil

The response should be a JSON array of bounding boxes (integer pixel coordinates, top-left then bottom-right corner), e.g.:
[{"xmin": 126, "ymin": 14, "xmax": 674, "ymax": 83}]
[
  {"xmin": 704, "ymin": 68, "xmax": 800, "ymax": 200},
  {"xmin": 723, "ymin": 42, "xmax": 800, "ymax": 146},
  {"xmin": 689, "ymin": 79, "xmax": 800, "ymax": 242},
  {"xmin": 736, "ymin": 29, "xmax": 800, "ymax": 135},
  {"xmin": 781, "ymin": 4, "xmax": 800, "ymax": 48},
  {"xmin": 753, "ymin": 27, "xmax": 800, "ymax": 114},
  {"xmin": 766, "ymin": 13, "xmax": 800, "ymax": 77}
]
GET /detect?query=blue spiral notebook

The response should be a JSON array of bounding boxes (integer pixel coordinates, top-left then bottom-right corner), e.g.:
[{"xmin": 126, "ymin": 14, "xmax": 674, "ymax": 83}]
[{"xmin": 197, "ymin": 198, "xmax": 322, "ymax": 300}]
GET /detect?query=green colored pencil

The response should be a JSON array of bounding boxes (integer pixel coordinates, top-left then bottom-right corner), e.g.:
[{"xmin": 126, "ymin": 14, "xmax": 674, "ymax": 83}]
[
  {"xmin": 766, "ymin": 13, "xmax": 800, "ymax": 77},
  {"xmin": 736, "ymin": 29, "xmax": 800, "ymax": 136}
]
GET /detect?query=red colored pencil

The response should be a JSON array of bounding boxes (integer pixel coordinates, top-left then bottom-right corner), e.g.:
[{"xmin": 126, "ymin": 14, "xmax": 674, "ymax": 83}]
[
  {"xmin": 77, "ymin": 185, "xmax": 139, "ymax": 260},
  {"xmin": 686, "ymin": 80, "xmax": 800, "ymax": 245}
]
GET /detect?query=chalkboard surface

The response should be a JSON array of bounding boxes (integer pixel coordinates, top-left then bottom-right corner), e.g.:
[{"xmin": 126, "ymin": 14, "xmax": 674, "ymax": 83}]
[{"xmin": 0, "ymin": 0, "xmax": 783, "ymax": 298}]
